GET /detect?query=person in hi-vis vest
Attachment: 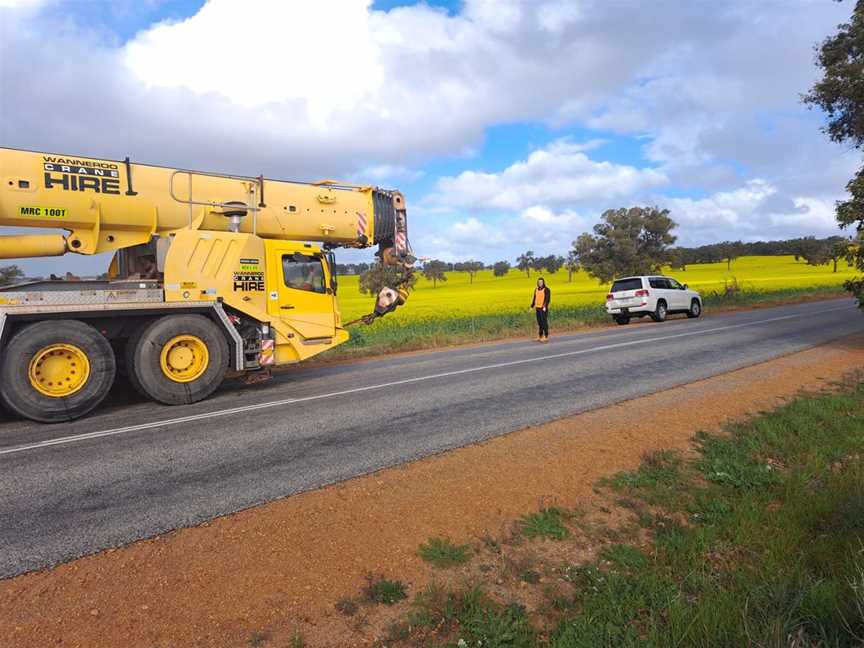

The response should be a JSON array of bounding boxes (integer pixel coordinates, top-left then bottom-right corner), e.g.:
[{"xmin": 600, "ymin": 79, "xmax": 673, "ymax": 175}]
[{"xmin": 529, "ymin": 277, "xmax": 551, "ymax": 342}]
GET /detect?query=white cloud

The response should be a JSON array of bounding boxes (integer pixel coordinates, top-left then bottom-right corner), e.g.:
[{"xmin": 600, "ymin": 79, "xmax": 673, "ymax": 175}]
[
  {"xmin": 0, "ymin": 0, "xmax": 44, "ymax": 8},
  {"xmin": 410, "ymin": 205, "xmax": 588, "ymax": 262},
  {"xmin": 125, "ymin": 0, "xmax": 384, "ymax": 123},
  {"xmin": 662, "ymin": 180, "xmax": 843, "ymax": 245},
  {"xmin": 432, "ymin": 138, "xmax": 668, "ymax": 210}
]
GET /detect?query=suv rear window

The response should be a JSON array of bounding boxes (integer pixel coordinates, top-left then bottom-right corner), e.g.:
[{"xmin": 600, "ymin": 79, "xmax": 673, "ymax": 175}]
[{"xmin": 611, "ymin": 278, "xmax": 643, "ymax": 293}]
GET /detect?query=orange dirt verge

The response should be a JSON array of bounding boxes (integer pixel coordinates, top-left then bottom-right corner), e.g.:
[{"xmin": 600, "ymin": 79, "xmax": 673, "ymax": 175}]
[{"xmin": 2, "ymin": 335, "xmax": 863, "ymax": 648}]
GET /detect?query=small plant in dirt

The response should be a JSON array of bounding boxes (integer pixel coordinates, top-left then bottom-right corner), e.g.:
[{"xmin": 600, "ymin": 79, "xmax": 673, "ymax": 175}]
[
  {"xmin": 600, "ymin": 544, "xmax": 649, "ymax": 571},
  {"xmin": 520, "ymin": 569, "xmax": 541, "ymax": 584},
  {"xmin": 385, "ymin": 621, "xmax": 412, "ymax": 641},
  {"xmin": 481, "ymin": 533, "xmax": 502, "ymax": 553},
  {"xmin": 288, "ymin": 634, "xmax": 304, "ymax": 648},
  {"xmin": 408, "ymin": 584, "xmax": 536, "ymax": 646},
  {"xmin": 363, "ymin": 575, "xmax": 408, "ymax": 605},
  {"xmin": 419, "ymin": 536, "xmax": 472, "ymax": 568},
  {"xmin": 334, "ymin": 597, "xmax": 358, "ymax": 616},
  {"xmin": 248, "ymin": 630, "xmax": 270, "ymax": 646},
  {"xmin": 519, "ymin": 507, "xmax": 570, "ymax": 540}
]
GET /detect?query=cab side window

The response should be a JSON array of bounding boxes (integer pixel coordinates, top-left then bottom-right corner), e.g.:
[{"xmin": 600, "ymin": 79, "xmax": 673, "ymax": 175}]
[
  {"xmin": 649, "ymin": 277, "xmax": 665, "ymax": 289},
  {"xmin": 667, "ymin": 278, "xmax": 683, "ymax": 290},
  {"xmin": 282, "ymin": 254, "xmax": 325, "ymax": 293}
]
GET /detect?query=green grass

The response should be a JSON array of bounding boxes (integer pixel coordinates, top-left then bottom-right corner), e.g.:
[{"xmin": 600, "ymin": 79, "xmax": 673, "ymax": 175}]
[
  {"xmin": 363, "ymin": 576, "xmax": 408, "ymax": 606},
  {"xmin": 408, "ymin": 585, "xmax": 537, "ymax": 647},
  {"xmin": 331, "ymin": 256, "xmax": 854, "ymax": 356},
  {"xmin": 419, "ymin": 537, "xmax": 472, "ymax": 569},
  {"xmin": 519, "ymin": 507, "xmax": 571, "ymax": 541},
  {"xmin": 553, "ymin": 377, "xmax": 864, "ymax": 646},
  {"xmin": 393, "ymin": 373, "xmax": 864, "ymax": 646}
]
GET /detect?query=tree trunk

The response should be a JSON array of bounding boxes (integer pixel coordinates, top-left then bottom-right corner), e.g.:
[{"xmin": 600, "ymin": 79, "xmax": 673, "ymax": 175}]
[
  {"xmin": 726, "ymin": 258, "xmax": 731, "ymax": 271},
  {"xmin": 834, "ymin": 258, "xmax": 838, "ymax": 273}
]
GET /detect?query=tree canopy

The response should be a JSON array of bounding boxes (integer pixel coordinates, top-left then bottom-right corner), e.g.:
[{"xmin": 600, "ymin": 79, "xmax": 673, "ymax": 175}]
[
  {"xmin": 454, "ymin": 260, "xmax": 484, "ymax": 283},
  {"xmin": 0, "ymin": 265, "xmax": 24, "ymax": 286},
  {"xmin": 798, "ymin": 236, "xmax": 852, "ymax": 273},
  {"xmin": 492, "ymin": 260, "xmax": 510, "ymax": 277},
  {"xmin": 574, "ymin": 207, "xmax": 678, "ymax": 283},
  {"xmin": 806, "ymin": 0, "xmax": 864, "ymax": 301},
  {"xmin": 422, "ymin": 260, "xmax": 448, "ymax": 288},
  {"xmin": 516, "ymin": 251, "xmax": 536, "ymax": 277}
]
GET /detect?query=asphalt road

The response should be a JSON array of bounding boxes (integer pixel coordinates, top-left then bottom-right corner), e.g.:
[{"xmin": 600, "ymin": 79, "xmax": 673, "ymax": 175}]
[{"xmin": 1, "ymin": 298, "xmax": 862, "ymax": 579}]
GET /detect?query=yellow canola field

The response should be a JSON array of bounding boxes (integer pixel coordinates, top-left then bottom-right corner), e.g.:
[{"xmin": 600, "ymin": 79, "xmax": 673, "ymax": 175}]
[{"xmin": 336, "ymin": 255, "xmax": 856, "ymax": 322}]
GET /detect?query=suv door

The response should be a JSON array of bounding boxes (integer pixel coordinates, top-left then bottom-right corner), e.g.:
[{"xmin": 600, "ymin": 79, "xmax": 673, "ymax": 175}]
[
  {"xmin": 665, "ymin": 277, "xmax": 689, "ymax": 310},
  {"xmin": 267, "ymin": 243, "xmax": 336, "ymax": 339},
  {"xmin": 648, "ymin": 277, "xmax": 671, "ymax": 309}
]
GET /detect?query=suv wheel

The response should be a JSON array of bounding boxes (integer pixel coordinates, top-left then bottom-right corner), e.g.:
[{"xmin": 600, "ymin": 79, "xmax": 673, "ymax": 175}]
[
  {"xmin": 686, "ymin": 299, "xmax": 702, "ymax": 319},
  {"xmin": 650, "ymin": 300, "xmax": 667, "ymax": 322},
  {"xmin": 613, "ymin": 314, "xmax": 630, "ymax": 325}
]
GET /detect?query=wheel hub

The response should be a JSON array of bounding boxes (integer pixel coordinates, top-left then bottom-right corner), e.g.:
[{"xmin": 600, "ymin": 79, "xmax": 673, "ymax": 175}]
[
  {"xmin": 28, "ymin": 344, "xmax": 90, "ymax": 397},
  {"xmin": 160, "ymin": 335, "xmax": 209, "ymax": 383}
]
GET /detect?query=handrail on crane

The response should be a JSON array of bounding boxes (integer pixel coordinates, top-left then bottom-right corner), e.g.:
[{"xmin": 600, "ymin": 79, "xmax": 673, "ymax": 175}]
[{"xmin": 168, "ymin": 169, "xmax": 266, "ymax": 232}]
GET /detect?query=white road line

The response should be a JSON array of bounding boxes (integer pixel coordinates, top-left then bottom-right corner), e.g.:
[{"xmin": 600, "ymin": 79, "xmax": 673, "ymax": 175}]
[{"xmin": 0, "ymin": 304, "xmax": 853, "ymax": 457}]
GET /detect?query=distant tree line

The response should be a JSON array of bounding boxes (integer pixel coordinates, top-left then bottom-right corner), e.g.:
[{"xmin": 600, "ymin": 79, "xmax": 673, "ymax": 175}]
[{"xmin": 667, "ymin": 236, "xmax": 853, "ymax": 272}]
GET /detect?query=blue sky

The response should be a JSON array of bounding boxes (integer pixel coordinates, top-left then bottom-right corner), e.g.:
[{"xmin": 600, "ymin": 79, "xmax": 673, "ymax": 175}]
[{"xmin": 0, "ymin": 0, "xmax": 859, "ymax": 276}]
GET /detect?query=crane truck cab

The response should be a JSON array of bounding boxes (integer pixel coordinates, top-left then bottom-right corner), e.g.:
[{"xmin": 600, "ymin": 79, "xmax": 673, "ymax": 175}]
[{"xmin": 0, "ymin": 147, "xmax": 414, "ymax": 423}]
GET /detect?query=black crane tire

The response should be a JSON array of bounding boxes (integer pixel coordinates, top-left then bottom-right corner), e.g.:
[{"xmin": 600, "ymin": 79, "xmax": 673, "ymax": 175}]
[
  {"xmin": 126, "ymin": 314, "xmax": 228, "ymax": 406},
  {"xmin": 0, "ymin": 319, "xmax": 116, "ymax": 423}
]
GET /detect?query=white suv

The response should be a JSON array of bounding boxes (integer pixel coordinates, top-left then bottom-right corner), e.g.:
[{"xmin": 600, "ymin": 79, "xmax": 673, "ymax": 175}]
[{"xmin": 606, "ymin": 276, "xmax": 702, "ymax": 325}]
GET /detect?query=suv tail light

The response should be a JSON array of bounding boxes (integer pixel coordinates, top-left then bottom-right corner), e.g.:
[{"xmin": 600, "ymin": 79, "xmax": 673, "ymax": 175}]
[
  {"xmin": 606, "ymin": 293, "xmax": 614, "ymax": 300},
  {"xmin": 635, "ymin": 289, "xmax": 649, "ymax": 297}
]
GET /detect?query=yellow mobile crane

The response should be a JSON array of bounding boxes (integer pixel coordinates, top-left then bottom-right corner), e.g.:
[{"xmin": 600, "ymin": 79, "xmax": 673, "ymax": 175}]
[{"xmin": 0, "ymin": 147, "xmax": 414, "ymax": 422}]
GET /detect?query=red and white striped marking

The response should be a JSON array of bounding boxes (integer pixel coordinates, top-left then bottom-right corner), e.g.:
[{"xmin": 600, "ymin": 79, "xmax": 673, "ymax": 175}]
[
  {"xmin": 356, "ymin": 212, "xmax": 368, "ymax": 239},
  {"xmin": 395, "ymin": 230, "xmax": 406, "ymax": 252},
  {"xmin": 259, "ymin": 339, "xmax": 275, "ymax": 366}
]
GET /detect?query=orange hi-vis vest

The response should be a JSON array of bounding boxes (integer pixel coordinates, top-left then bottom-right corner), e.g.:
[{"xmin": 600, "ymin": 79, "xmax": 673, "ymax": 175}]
[{"xmin": 534, "ymin": 288, "xmax": 546, "ymax": 309}]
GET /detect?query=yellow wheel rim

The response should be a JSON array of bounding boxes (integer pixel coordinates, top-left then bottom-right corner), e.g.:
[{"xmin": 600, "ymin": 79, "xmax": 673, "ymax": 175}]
[
  {"xmin": 159, "ymin": 335, "xmax": 209, "ymax": 383},
  {"xmin": 28, "ymin": 344, "xmax": 91, "ymax": 398}
]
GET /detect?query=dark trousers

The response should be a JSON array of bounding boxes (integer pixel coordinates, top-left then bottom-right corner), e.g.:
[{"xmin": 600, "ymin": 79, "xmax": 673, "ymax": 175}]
[{"xmin": 535, "ymin": 308, "xmax": 549, "ymax": 338}]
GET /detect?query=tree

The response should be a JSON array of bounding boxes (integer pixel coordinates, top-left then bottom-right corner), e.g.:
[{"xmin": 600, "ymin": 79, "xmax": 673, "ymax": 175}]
[
  {"xmin": 455, "ymin": 260, "xmax": 484, "ymax": 284},
  {"xmin": 492, "ymin": 260, "xmax": 510, "ymax": 277},
  {"xmin": 422, "ymin": 259, "xmax": 448, "ymax": 288},
  {"xmin": 791, "ymin": 237, "xmax": 821, "ymax": 263},
  {"xmin": 0, "ymin": 265, "xmax": 24, "ymax": 286},
  {"xmin": 718, "ymin": 241, "xmax": 746, "ymax": 271},
  {"xmin": 358, "ymin": 263, "xmax": 417, "ymax": 295},
  {"xmin": 801, "ymin": 236, "xmax": 852, "ymax": 273},
  {"xmin": 531, "ymin": 255, "xmax": 545, "ymax": 275},
  {"xmin": 574, "ymin": 207, "xmax": 678, "ymax": 283},
  {"xmin": 826, "ymin": 236, "xmax": 852, "ymax": 273},
  {"xmin": 516, "ymin": 251, "xmax": 536, "ymax": 277},
  {"xmin": 565, "ymin": 249, "xmax": 580, "ymax": 282},
  {"xmin": 538, "ymin": 255, "xmax": 564, "ymax": 274},
  {"xmin": 805, "ymin": 0, "xmax": 864, "ymax": 303},
  {"xmin": 669, "ymin": 248, "xmax": 689, "ymax": 271}
]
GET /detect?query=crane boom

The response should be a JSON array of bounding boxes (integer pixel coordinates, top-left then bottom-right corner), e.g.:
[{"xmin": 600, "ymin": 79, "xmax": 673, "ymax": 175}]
[{"xmin": 0, "ymin": 147, "xmax": 410, "ymax": 263}]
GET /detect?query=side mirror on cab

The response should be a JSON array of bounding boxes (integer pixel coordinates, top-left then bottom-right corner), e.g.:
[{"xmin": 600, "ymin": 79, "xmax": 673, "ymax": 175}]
[{"xmin": 682, "ymin": 284, "xmax": 688, "ymax": 290}]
